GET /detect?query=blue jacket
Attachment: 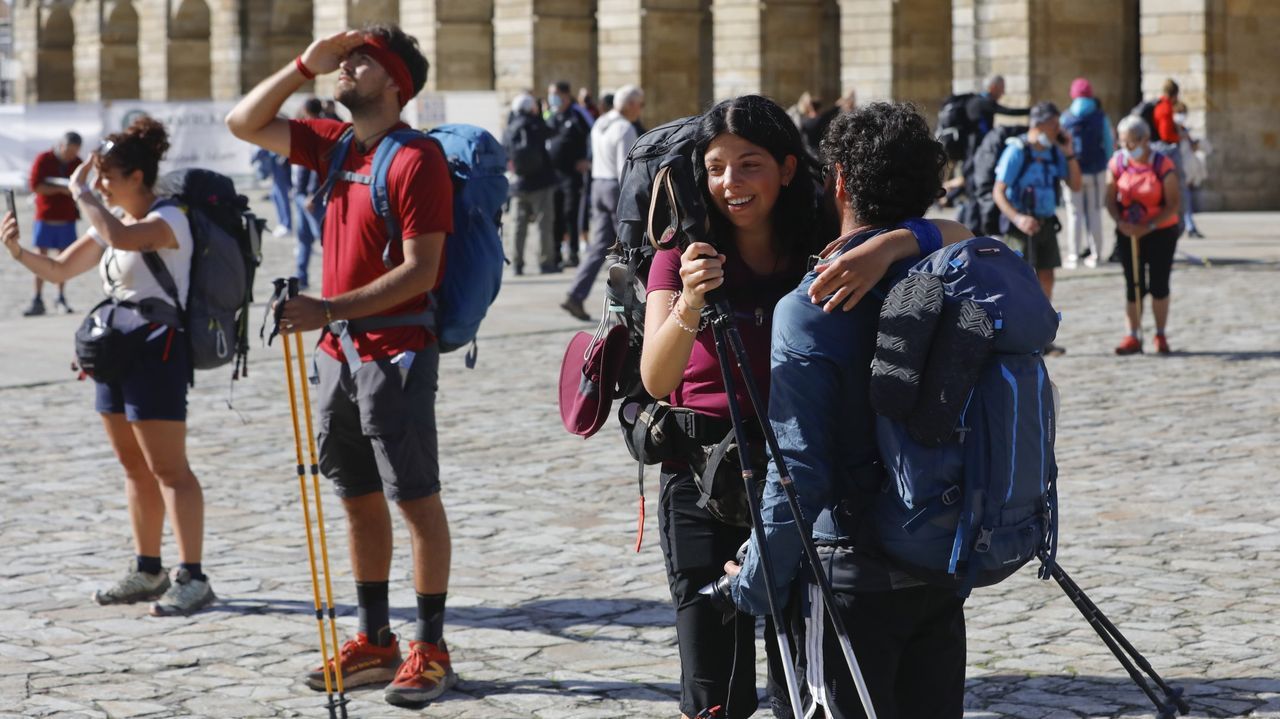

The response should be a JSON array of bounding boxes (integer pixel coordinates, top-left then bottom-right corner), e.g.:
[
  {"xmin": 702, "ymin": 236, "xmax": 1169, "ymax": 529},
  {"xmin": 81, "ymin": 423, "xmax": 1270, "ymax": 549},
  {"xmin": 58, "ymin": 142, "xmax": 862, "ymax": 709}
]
[{"xmin": 730, "ymin": 222, "xmax": 942, "ymax": 616}]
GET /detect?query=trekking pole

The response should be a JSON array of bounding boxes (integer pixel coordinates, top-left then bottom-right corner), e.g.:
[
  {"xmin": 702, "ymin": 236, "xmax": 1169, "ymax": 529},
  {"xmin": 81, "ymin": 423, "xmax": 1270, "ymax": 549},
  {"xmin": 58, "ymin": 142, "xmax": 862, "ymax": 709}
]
[
  {"xmin": 708, "ymin": 301, "xmax": 879, "ymax": 719},
  {"xmin": 1045, "ymin": 559, "xmax": 1188, "ymax": 717},
  {"xmin": 706, "ymin": 315, "xmax": 807, "ymax": 715},
  {"xmin": 275, "ymin": 278, "xmax": 348, "ymax": 719}
]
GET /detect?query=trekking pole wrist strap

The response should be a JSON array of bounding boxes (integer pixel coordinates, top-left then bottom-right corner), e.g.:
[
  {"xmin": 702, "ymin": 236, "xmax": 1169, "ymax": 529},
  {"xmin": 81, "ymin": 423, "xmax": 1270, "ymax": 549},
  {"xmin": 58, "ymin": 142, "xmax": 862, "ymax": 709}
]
[{"xmin": 294, "ymin": 56, "xmax": 316, "ymax": 81}]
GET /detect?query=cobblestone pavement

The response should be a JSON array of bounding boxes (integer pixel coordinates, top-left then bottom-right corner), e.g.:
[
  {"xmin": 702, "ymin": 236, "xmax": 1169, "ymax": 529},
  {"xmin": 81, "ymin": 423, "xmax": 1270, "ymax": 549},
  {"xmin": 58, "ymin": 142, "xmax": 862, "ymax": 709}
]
[{"xmin": 0, "ymin": 193, "xmax": 1277, "ymax": 718}]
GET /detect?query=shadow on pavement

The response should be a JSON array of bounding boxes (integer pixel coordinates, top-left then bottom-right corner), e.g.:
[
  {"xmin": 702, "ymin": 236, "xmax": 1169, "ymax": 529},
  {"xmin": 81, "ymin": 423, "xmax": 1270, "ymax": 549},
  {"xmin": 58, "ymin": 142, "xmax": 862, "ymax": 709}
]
[{"xmin": 966, "ymin": 674, "xmax": 1279, "ymax": 718}]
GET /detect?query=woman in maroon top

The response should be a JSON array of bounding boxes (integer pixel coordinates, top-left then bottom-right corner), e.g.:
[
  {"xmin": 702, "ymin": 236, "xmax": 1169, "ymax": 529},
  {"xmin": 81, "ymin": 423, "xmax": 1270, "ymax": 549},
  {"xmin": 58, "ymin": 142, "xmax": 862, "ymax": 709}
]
[{"xmin": 640, "ymin": 95, "xmax": 970, "ymax": 719}]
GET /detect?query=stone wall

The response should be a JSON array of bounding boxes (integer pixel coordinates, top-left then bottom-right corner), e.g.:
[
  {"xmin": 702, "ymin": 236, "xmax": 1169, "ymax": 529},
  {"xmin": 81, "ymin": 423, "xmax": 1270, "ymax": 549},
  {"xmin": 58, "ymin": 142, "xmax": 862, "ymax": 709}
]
[{"xmin": 9, "ymin": 0, "xmax": 1278, "ymax": 210}]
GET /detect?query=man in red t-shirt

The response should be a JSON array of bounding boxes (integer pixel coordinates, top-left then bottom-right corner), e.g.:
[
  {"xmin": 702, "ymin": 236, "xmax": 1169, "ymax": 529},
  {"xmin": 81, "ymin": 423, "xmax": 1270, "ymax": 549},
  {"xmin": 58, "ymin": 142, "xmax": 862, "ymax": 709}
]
[
  {"xmin": 1152, "ymin": 78, "xmax": 1180, "ymax": 145},
  {"xmin": 227, "ymin": 25, "xmax": 458, "ymax": 707},
  {"xmin": 24, "ymin": 131, "xmax": 82, "ymax": 316}
]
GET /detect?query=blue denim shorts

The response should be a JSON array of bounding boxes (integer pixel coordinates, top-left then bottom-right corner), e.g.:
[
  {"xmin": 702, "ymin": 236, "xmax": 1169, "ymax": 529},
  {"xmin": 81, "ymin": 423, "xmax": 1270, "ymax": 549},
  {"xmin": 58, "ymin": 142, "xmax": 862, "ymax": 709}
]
[
  {"xmin": 33, "ymin": 221, "xmax": 77, "ymax": 251},
  {"xmin": 94, "ymin": 325, "xmax": 189, "ymax": 422}
]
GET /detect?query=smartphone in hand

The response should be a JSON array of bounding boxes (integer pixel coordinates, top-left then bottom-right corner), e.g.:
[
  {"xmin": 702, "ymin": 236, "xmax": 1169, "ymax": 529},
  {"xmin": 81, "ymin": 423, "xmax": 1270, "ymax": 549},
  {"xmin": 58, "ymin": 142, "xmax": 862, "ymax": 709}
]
[{"xmin": 4, "ymin": 189, "xmax": 15, "ymax": 216}]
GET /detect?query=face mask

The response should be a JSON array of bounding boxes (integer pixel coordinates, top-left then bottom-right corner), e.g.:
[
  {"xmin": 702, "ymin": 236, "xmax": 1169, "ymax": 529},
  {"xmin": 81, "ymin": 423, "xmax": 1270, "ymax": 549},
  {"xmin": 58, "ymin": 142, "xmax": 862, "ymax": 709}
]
[
  {"xmin": 1034, "ymin": 133, "xmax": 1053, "ymax": 149},
  {"xmin": 1122, "ymin": 146, "xmax": 1147, "ymax": 163},
  {"xmin": 1174, "ymin": 113, "xmax": 1188, "ymax": 125},
  {"xmin": 548, "ymin": 95, "xmax": 563, "ymax": 111}
]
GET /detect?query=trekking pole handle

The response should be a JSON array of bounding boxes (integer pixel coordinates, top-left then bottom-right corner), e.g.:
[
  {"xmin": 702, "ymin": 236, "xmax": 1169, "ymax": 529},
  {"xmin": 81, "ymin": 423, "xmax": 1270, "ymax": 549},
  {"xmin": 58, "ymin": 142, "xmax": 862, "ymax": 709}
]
[{"xmin": 287, "ymin": 276, "xmax": 300, "ymax": 300}]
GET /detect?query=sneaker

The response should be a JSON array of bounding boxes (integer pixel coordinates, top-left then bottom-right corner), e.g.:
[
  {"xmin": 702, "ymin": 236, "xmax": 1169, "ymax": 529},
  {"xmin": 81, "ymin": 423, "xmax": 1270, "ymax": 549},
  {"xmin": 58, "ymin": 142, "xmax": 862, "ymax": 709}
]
[
  {"xmin": 1043, "ymin": 343, "xmax": 1067, "ymax": 357},
  {"xmin": 306, "ymin": 633, "xmax": 402, "ymax": 691},
  {"xmin": 1154, "ymin": 334, "xmax": 1171, "ymax": 355},
  {"xmin": 1063, "ymin": 254, "xmax": 1078, "ymax": 270},
  {"xmin": 564, "ymin": 256, "xmax": 580, "ymax": 268},
  {"xmin": 22, "ymin": 297, "xmax": 45, "ymax": 317},
  {"xmin": 1083, "ymin": 255, "xmax": 1099, "ymax": 269},
  {"xmin": 55, "ymin": 296, "xmax": 74, "ymax": 314},
  {"xmin": 1187, "ymin": 228, "xmax": 1205, "ymax": 239},
  {"xmin": 384, "ymin": 640, "xmax": 458, "ymax": 707},
  {"xmin": 149, "ymin": 567, "xmax": 216, "ymax": 616},
  {"xmin": 560, "ymin": 298, "xmax": 592, "ymax": 322},
  {"xmin": 92, "ymin": 560, "xmax": 170, "ymax": 605},
  {"xmin": 272, "ymin": 225, "xmax": 291, "ymax": 238},
  {"xmin": 1114, "ymin": 335, "xmax": 1143, "ymax": 355}
]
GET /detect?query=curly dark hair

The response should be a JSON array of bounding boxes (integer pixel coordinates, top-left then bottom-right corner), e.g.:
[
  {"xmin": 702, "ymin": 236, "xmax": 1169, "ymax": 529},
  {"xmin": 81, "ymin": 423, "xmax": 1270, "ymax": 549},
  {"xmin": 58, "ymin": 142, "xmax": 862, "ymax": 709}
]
[
  {"xmin": 693, "ymin": 95, "xmax": 824, "ymax": 272},
  {"xmin": 364, "ymin": 23, "xmax": 429, "ymax": 98},
  {"xmin": 820, "ymin": 102, "xmax": 946, "ymax": 226},
  {"xmin": 100, "ymin": 115, "xmax": 169, "ymax": 188}
]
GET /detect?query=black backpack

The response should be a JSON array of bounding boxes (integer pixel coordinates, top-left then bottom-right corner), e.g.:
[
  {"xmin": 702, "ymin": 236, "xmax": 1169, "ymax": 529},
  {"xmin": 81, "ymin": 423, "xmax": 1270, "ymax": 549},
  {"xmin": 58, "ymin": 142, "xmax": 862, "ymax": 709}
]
[
  {"xmin": 1130, "ymin": 100, "xmax": 1159, "ymax": 136},
  {"xmin": 506, "ymin": 118, "xmax": 549, "ymax": 178},
  {"xmin": 936, "ymin": 93, "xmax": 976, "ymax": 161},
  {"xmin": 963, "ymin": 125, "xmax": 1027, "ymax": 236},
  {"xmin": 147, "ymin": 169, "xmax": 264, "ymax": 382}
]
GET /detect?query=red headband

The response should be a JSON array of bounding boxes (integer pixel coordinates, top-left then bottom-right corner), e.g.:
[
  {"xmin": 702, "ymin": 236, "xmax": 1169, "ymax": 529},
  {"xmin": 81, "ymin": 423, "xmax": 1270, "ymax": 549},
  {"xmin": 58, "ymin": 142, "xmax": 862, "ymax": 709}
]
[{"xmin": 355, "ymin": 35, "xmax": 414, "ymax": 108}]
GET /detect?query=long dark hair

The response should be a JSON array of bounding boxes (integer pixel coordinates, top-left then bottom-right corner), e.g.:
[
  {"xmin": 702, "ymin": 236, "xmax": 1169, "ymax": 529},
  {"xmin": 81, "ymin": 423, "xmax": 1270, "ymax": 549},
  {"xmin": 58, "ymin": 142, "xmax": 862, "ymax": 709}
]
[{"xmin": 693, "ymin": 95, "xmax": 825, "ymax": 274}]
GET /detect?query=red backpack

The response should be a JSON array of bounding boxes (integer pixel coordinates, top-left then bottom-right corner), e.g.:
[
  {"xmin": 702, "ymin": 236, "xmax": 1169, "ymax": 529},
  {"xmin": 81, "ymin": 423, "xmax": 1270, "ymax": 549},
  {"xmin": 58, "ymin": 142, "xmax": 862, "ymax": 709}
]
[{"xmin": 1110, "ymin": 150, "xmax": 1174, "ymax": 225}]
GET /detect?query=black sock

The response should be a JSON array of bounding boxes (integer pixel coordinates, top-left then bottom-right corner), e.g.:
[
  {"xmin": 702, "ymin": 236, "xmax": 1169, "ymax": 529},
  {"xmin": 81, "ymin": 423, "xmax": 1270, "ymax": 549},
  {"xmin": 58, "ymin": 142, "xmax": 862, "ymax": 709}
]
[
  {"xmin": 415, "ymin": 592, "xmax": 446, "ymax": 644},
  {"xmin": 179, "ymin": 562, "xmax": 205, "ymax": 582},
  {"xmin": 136, "ymin": 555, "xmax": 163, "ymax": 575},
  {"xmin": 356, "ymin": 581, "xmax": 392, "ymax": 646}
]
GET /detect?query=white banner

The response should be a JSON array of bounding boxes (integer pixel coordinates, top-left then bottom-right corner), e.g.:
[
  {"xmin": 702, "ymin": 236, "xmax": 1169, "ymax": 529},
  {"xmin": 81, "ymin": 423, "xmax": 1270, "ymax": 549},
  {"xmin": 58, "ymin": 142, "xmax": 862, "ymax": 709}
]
[
  {"xmin": 0, "ymin": 92, "xmax": 505, "ymax": 189},
  {"xmin": 103, "ymin": 100, "xmax": 249, "ymax": 178}
]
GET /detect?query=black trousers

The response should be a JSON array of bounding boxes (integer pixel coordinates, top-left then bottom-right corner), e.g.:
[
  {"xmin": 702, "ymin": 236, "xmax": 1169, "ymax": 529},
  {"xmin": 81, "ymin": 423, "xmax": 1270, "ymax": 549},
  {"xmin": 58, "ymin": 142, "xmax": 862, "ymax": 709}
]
[
  {"xmin": 552, "ymin": 170, "xmax": 584, "ymax": 262},
  {"xmin": 660, "ymin": 467, "xmax": 784, "ymax": 719},
  {"xmin": 1115, "ymin": 225, "xmax": 1179, "ymax": 302},
  {"xmin": 801, "ymin": 584, "xmax": 965, "ymax": 719}
]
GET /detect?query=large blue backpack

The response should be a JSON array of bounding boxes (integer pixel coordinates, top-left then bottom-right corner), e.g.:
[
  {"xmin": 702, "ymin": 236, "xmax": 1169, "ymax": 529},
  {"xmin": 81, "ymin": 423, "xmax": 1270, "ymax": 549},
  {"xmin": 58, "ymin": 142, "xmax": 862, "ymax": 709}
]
[
  {"xmin": 870, "ymin": 237, "xmax": 1060, "ymax": 596},
  {"xmin": 1062, "ymin": 105, "xmax": 1109, "ymax": 174},
  {"xmin": 322, "ymin": 123, "xmax": 508, "ymax": 367}
]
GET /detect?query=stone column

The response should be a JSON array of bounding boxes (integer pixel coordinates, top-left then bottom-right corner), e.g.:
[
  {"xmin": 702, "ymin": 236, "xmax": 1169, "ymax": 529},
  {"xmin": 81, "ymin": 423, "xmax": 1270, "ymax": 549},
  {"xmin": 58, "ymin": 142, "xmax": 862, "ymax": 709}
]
[
  {"xmin": 839, "ymin": 0, "xmax": 950, "ymax": 118},
  {"xmin": 240, "ymin": 0, "xmax": 276, "ymax": 93},
  {"xmin": 71, "ymin": 0, "xmax": 103, "ymax": 101},
  {"xmin": 168, "ymin": 0, "xmax": 213, "ymax": 100},
  {"xmin": 1152, "ymin": 0, "xmax": 1280, "ymax": 210},
  {"xmin": 137, "ymin": 0, "xmax": 168, "ymax": 100},
  {"xmin": 100, "ymin": 1, "xmax": 140, "ymax": 100},
  {"xmin": 405, "ymin": 0, "xmax": 495, "ymax": 93},
  {"xmin": 950, "ymin": 0, "xmax": 1032, "ymax": 108},
  {"xmin": 12, "ymin": 1, "xmax": 44, "ymax": 104},
  {"xmin": 208, "ymin": 0, "xmax": 242, "ymax": 100},
  {"xmin": 597, "ymin": 0, "xmax": 710, "ymax": 124},
  {"xmin": 713, "ymin": 0, "xmax": 833, "ymax": 107},
  {"xmin": 494, "ymin": 0, "xmax": 595, "ymax": 104}
]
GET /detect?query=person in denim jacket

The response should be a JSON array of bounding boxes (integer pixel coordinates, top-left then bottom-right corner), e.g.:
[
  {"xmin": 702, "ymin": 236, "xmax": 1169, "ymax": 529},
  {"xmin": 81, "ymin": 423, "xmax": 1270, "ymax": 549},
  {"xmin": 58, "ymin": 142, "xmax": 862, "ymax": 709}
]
[{"xmin": 726, "ymin": 103, "xmax": 968, "ymax": 719}]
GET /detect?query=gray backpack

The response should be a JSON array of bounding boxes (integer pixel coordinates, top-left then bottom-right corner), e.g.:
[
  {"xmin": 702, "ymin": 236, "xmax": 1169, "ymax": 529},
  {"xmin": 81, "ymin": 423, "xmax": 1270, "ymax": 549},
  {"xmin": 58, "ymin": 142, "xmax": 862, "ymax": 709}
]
[{"xmin": 144, "ymin": 169, "xmax": 263, "ymax": 382}]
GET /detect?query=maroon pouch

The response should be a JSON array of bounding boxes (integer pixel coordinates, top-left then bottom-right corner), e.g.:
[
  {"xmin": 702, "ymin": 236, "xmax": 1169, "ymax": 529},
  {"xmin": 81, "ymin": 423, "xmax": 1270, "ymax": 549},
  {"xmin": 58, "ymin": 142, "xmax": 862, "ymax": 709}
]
[{"xmin": 559, "ymin": 323, "xmax": 629, "ymax": 437}]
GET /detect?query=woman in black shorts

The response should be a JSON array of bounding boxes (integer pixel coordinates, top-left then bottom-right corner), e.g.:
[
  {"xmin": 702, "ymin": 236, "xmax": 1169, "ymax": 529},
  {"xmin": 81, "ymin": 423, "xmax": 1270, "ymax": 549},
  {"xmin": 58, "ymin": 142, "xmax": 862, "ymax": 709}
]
[{"xmin": 1, "ymin": 117, "xmax": 214, "ymax": 615}]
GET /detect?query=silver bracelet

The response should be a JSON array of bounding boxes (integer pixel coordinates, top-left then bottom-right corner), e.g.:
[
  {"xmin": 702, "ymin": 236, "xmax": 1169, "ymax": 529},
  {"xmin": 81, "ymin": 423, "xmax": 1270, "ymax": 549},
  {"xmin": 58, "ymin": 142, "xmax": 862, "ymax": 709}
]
[{"xmin": 668, "ymin": 292, "xmax": 706, "ymax": 334}]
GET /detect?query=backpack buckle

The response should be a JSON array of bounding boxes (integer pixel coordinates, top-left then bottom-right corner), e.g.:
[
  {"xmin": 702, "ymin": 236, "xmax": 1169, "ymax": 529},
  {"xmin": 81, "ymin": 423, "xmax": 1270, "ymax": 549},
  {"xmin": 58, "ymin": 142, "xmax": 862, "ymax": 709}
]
[
  {"xmin": 974, "ymin": 527, "xmax": 993, "ymax": 553},
  {"xmin": 941, "ymin": 485, "xmax": 962, "ymax": 506}
]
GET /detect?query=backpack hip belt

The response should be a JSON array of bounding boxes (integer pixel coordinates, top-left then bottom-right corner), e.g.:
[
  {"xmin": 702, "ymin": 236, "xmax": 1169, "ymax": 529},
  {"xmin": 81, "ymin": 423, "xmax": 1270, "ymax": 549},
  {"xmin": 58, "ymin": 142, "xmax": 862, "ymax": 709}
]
[{"xmin": 326, "ymin": 309, "xmax": 436, "ymax": 373}]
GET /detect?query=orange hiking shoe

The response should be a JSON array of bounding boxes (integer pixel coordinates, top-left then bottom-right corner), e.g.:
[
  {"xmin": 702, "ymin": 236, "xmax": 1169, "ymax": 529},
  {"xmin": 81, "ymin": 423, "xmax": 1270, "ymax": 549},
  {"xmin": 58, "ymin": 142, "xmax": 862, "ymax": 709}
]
[
  {"xmin": 306, "ymin": 633, "xmax": 401, "ymax": 691},
  {"xmin": 1114, "ymin": 335, "xmax": 1143, "ymax": 355},
  {"xmin": 1154, "ymin": 334, "xmax": 1171, "ymax": 354},
  {"xmin": 383, "ymin": 639, "xmax": 458, "ymax": 707}
]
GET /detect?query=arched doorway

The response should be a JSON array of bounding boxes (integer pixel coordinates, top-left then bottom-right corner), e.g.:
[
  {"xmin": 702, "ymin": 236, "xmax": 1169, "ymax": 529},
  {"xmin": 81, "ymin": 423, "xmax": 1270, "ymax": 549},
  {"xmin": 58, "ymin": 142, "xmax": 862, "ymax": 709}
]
[
  {"xmin": 169, "ymin": 0, "xmax": 212, "ymax": 100},
  {"xmin": 37, "ymin": 6, "xmax": 75, "ymax": 101},
  {"xmin": 102, "ymin": 1, "xmax": 140, "ymax": 100},
  {"xmin": 268, "ymin": 0, "xmax": 314, "ymax": 77}
]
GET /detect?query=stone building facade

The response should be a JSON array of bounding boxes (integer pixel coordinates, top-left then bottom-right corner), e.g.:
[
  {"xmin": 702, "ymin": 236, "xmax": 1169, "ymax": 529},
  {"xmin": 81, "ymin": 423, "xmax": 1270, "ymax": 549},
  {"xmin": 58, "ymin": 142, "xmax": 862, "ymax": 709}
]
[{"xmin": 9, "ymin": 0, "xmax": 1278, "ymax": 210}]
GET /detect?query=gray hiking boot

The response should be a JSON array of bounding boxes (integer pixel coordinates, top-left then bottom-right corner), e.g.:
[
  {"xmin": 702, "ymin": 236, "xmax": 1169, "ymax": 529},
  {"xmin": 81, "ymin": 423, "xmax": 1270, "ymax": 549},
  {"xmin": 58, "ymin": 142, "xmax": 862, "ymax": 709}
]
[
  {"xmin": 92, "ymin": 560, "xmax": 170, "ymax": 605},
  {"xmin": 149, "ymin": 567, "xmax": 216, "ymax": 616}
]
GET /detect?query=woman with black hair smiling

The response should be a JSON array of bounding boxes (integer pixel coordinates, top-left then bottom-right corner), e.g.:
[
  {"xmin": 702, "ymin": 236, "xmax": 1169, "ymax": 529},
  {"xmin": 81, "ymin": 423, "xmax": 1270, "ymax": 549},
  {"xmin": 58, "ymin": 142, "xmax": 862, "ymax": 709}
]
[
  {"xmin": 0, "ymin": 117, "xmax": 214, "ymax": 617},
  {"xmin": 640, "ymin": 95, "xmax": 969, "ymax": 719}
]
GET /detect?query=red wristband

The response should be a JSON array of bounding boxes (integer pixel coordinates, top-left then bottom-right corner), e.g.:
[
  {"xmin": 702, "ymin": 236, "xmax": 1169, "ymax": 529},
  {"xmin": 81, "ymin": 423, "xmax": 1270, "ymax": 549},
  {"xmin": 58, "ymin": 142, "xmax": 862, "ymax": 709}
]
[{"xmin": 295, "ymin": 56, "xmax": 316, "ymax": 80}]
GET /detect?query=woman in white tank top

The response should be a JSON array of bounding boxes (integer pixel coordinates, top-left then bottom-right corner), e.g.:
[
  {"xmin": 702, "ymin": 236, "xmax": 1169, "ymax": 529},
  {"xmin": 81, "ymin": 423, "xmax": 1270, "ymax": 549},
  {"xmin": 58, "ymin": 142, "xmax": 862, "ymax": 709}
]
[{"xmin": 0, "ymin": 117, "xmax": 215, "ymax": 616}]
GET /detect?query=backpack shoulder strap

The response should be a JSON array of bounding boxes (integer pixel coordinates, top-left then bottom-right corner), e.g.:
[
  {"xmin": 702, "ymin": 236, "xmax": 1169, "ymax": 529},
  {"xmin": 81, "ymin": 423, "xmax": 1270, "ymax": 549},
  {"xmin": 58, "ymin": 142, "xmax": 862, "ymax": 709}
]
[
  {"xmin": 141, "ymin": 199, "xmax": 186, "ymax": 314},
  {"xmin": 369, "ymin": 128, "xmax": 433, "ymax": 268},
  {"xmin": 316, "ymin": 126, "xmax": 358, "ymax": 206}
]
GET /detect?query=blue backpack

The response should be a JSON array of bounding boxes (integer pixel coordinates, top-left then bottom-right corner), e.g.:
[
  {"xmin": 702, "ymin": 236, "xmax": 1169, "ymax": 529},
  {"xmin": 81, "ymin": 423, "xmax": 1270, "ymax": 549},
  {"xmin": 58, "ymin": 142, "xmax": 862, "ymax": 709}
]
[
  {"xmin": 1062, "ymin": 106, "xmax": 1109, "ymax": 174},
  {"xmin": 321, "ymin": 124, "xmax": 508, "ymax": 367},
  {"xmin": 870, "ymin": 237, "xmax": 1060, "ymax": 597}
]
